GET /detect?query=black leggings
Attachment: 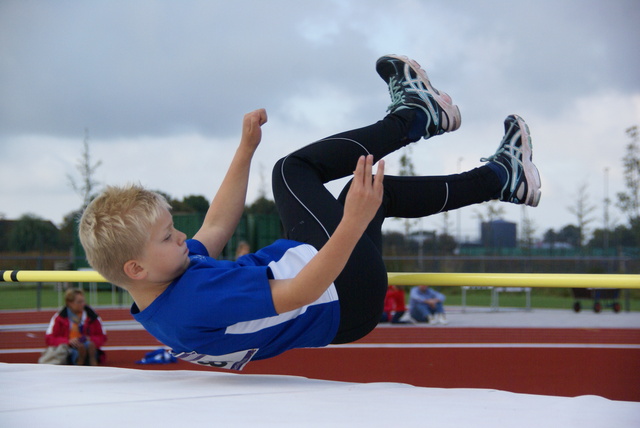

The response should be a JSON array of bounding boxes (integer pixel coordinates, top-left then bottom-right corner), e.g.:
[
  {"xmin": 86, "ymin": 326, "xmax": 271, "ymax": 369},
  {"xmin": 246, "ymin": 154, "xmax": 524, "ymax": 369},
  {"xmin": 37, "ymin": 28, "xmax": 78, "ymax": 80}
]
[{"xmin": 271, "ymin": 110, "xmax": 500, "ymax": 343}]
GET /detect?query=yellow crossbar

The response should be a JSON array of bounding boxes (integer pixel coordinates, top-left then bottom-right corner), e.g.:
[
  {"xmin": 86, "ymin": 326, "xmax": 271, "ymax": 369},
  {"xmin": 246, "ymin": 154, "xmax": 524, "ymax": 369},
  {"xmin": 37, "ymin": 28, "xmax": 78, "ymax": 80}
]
[
  {"xmin": 1, "ymin": 270, "xmax": 639, "ymax": 289},
  {"xmin": 1, "ymin": 270, "xmax": 106, "ymax": 283},
  {"xmin": 387, "ymin": 272, "xmax": 640, "ymax": 289}
]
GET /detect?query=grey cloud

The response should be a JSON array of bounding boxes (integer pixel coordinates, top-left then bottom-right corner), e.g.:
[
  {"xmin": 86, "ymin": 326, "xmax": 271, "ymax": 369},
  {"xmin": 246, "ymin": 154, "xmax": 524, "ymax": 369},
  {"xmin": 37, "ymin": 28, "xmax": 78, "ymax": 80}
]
[
  {"xmin": 0, "ymin": 0, "xmax": 637, "ymax": 141},
  {"xmin": 0, "ymin": 1, "xmax": 380, "ymax": 140}
]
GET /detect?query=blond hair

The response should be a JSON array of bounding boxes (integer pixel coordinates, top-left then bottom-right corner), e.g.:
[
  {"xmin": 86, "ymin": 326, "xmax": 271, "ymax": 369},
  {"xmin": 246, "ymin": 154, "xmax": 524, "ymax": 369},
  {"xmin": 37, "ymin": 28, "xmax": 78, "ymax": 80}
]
[
  {"xmin": 79, "ymin": 184, "xmax": 171, "ymax": 287},
  {"xmin": 64, "ymin": 287, "xmax": 85, "ymax": 304}
]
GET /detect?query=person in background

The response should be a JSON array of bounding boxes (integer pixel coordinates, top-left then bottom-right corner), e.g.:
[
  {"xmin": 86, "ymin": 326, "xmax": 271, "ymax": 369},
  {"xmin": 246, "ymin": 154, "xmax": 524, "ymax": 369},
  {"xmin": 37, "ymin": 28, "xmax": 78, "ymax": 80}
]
[
  {"xmin": 409, "ymin": 285, "xmax": 448, "ymax": 324},
  {"xmin": 44, "ymin": 288, "xmax": 107, "ymax": 365},
  {"xmin": 235, "ymin": 241, "xmax": 251, "ymax": 259},
  {"xmin": 380, "ymin": 285, "xmax": 408, "ymax": 324}
]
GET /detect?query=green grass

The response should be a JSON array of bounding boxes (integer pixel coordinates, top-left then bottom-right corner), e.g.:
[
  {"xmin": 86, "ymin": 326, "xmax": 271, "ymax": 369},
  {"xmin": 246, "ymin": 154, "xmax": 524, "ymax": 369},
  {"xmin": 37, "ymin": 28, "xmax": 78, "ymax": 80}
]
[
  {"xmin": 0, "ymin": 284, "xmax": 133, "ymax": 310},
  {"xmin": 1, "ymin": 283, "xmax": 638, "ymax": 312},
  {"xmin": 439, "ymin": 287, "xmax": 640, "ymax": 311}
]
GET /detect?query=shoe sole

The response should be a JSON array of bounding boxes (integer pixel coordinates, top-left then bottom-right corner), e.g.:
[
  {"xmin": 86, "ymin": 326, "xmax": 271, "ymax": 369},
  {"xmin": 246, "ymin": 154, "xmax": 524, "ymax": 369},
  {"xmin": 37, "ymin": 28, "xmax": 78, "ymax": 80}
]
[
  {"xmin": 377, "ymin": 54, "xmax": 461, "ymax": 132},
  {"xmin": 512, "ymin": 115, "xmax": 541, "ymax": 207}
]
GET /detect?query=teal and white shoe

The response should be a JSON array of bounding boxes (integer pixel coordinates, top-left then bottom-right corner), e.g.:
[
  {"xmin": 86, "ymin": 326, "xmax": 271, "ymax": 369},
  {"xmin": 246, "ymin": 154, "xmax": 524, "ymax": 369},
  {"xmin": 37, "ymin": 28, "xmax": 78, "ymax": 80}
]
[
  {"xmin": 482, "ymin": 115, "xmax": 541, "ymax": 207},
  {"xmin": 376, "ymin": 54, "xmax": 461, "ymax": 139}
]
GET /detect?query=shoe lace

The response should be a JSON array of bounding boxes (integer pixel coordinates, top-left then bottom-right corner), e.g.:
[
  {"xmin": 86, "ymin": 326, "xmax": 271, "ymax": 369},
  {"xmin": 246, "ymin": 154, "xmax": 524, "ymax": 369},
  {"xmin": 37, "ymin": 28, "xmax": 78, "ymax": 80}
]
[
  {"xmin": 386, "ymin": 76, "xmax": 405, "ymax": 112},
  {"xmin": 479, "ymin": 152, "xmax": 499, "ymax": 163},
  {"xmin": 480, "ymin": 136, "xmax": 524, "ymax": 165}
]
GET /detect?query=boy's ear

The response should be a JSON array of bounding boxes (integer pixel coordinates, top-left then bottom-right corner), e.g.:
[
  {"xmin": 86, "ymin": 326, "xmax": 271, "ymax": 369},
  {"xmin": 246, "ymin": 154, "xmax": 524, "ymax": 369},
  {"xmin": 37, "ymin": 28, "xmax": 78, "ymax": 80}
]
[{"xmin": 123, "ymin": 260, "xmax": 147, "ymax": 281}]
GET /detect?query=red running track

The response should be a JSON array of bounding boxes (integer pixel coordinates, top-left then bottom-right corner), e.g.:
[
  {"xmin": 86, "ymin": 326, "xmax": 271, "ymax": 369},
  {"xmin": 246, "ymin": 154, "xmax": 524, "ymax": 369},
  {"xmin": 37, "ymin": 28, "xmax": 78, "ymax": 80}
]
[{"xmin": 1, "ymin": 309, "xmax": 639, "ymax": 401}]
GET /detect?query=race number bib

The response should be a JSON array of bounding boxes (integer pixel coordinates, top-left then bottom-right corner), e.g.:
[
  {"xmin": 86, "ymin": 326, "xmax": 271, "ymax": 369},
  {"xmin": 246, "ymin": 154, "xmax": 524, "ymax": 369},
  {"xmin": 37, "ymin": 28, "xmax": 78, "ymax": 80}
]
[{"xmin": 172, "ymin": 348, "xmax": 258, "ymax": 371}]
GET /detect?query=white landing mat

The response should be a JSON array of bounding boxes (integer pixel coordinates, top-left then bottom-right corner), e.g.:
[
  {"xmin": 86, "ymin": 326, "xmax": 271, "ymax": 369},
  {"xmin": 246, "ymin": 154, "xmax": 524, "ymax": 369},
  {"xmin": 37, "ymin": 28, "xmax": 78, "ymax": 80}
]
[{"xmin": 1, "ymin": 363, "xmax": 638, "ymax": 427}]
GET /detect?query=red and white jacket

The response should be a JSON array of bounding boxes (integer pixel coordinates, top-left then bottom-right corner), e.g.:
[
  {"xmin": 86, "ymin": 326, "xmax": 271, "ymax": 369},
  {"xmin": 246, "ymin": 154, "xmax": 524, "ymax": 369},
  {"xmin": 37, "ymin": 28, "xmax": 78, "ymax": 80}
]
[{"xmin": 45, "ymin": 305, "xmax": 107, "ymax": 349}]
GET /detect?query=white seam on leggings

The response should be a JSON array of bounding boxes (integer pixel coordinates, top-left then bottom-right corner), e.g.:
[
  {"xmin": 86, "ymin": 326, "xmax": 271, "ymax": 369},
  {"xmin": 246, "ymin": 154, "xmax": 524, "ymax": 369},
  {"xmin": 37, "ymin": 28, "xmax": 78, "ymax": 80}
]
[
  {"xmin": 279, "ymin": 137, "xmax": 370, "ymax": 239},
  {"xmin": 437, "ymin": 182, "xmax": 449, "ymax": 213}
]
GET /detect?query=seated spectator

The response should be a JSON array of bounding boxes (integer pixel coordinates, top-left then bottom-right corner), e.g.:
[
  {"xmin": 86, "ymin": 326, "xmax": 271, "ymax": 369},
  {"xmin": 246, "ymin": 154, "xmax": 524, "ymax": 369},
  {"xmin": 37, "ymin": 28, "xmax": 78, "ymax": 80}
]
[
  {"xmin": 44, "ymin": 288, "xmax": 107, "ymax": 365},
  {"xmin": 409, "ymin": 285, "xmax": 448, "ymax": 324},
  {"xmin": 380, "ymin": 285, "xmax": 408, "ymax": 324}
]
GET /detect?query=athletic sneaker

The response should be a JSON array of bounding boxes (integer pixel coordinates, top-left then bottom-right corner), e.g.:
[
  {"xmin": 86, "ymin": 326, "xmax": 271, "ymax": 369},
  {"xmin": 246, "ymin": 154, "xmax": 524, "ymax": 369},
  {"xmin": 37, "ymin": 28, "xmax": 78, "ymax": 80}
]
[
  {"xmin": 376, "ymin": 54, "xmax": 461, "ymax": 139},
  {"xmin": 481, "ymin": 115, "xmax": 541, "ymax": 207},
  {"xmin": 436, "ymin": 313, "xmax": 449, "ymax": 325}
]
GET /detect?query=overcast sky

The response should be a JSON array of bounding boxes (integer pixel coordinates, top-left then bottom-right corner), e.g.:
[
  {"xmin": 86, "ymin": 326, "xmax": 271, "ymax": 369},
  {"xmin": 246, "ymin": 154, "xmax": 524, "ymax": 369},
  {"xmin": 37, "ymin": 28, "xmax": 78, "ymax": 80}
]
[{"xmin": 1, "ymin": 0, "xmax": 639, "ymax": 242}]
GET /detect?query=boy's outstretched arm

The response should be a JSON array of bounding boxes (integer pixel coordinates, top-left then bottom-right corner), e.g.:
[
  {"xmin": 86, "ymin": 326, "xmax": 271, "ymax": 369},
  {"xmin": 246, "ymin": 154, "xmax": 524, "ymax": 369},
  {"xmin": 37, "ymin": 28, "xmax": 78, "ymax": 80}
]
[
  {"xmin": 269, "ymin": 155, "xmax": 385, "ymax": 314},
  {"xmin": 193, "ymin": 109, "xmax": 267, "ymax": 258}
]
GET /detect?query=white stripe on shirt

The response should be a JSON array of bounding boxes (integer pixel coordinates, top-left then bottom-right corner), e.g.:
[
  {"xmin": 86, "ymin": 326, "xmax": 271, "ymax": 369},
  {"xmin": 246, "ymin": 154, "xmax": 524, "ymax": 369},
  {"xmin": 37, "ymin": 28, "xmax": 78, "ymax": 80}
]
[{"xmin": 225, "ymin": 244, "xmax": 338, "ymax": 335}]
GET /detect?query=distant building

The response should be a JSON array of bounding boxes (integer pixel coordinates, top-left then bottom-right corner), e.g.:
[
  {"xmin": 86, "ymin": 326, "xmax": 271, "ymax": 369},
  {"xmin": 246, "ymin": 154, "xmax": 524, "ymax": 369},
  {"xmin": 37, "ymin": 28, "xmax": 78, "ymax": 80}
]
[{"xmin": 481, "ymin": 220, "xmax": 516, "ymax": 248}]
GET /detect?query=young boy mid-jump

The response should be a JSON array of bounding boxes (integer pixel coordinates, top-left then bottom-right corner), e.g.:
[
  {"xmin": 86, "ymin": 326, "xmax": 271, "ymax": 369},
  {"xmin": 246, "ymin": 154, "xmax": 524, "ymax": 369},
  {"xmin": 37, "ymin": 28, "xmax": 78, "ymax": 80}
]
[{"xmin": 79, "ymin": 55, "xmax": 541, "ymax": 370}]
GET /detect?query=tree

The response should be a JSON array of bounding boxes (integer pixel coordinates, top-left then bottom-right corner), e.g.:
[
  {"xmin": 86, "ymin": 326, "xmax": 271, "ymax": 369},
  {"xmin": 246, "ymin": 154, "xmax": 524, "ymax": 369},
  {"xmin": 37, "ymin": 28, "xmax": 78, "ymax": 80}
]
[
  {"xmin": 436, "ymin": 232, "xmax": 457, "ymax": 254},
  {"xmin": 520, "ymin": 205, "xmax": 537, "ymax": 249},
  {"xmin": 567, "ymin": 182, "xmax": 596, "ymax": 248},
  {"xmin": 397, "ymin": 147, "xmax": 419, "ymax": 236},
  {"xmin": 246, "ymin": 196, "xmax": 277, "ymax": 215},
  {"xmin": 68, "ymin": 129, "xmax": 102, "ymax": 210},
  {"xmin": 591, "ymin": 224, "xmax": 637, "ymax": 248},
  {"xmin": 617, "ymin": 125, "xmax": 640, "ymax": 245},
  {"xmin": 441, "ymin": 211, "xmax": 452, "ymax": 237},
  {"xmin": 182, "ymin": 195, "xmax": 209, "ymax": 213},
  {"xmin": 176, "ymin": 195, "xmax": 210, "ymax": 213},
  {"xmin": 557, "ymin": 225, "xmax": 581, "ymax": 247},
  {"xmin": 474, "ymin": 200, "xmax": 506, "ymax": 223},
  {"xmin": 7, "ymin": 214, "xmax": 60, "ymax": 252},
  {"xmin": 59, "ymin": 210, "xmax": 82, "ymax": 249},
  {"xmin": 542, "ymin": 225, "xmax": 580, "ymax": 248},
  {"xmin": 543, "ymin": 228, "xmax": 558, "ymax": 245}
]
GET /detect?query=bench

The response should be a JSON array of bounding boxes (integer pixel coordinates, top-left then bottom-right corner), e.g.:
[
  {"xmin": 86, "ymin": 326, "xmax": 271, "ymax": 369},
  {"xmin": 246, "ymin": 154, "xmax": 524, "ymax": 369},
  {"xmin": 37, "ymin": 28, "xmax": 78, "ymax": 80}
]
[{"xmin": 461, "ymin": 286, "xmax": 532, "ymax": 312}]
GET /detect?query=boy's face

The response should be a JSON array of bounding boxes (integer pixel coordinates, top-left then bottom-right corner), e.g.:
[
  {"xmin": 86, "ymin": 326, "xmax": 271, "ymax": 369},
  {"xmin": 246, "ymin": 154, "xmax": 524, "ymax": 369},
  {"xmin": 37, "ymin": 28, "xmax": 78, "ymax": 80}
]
[{"xmin": 138, "ymin": 207, "xmax": 190, "ymax": 284}]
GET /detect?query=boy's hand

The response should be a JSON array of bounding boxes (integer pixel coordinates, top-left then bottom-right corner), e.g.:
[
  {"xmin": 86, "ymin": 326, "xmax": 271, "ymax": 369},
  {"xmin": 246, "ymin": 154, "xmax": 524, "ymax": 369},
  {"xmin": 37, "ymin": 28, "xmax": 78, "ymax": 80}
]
[
  {"xmin": 194, "ymin": 108, "xmax": 267, "ymax": 259},
  {"xmin": 240, "ymin": 108, "xmax": 268, "ymax": 152},
  {"xmin": 342, "ymin": 155, "xmax": 385, "ymax": 231}
]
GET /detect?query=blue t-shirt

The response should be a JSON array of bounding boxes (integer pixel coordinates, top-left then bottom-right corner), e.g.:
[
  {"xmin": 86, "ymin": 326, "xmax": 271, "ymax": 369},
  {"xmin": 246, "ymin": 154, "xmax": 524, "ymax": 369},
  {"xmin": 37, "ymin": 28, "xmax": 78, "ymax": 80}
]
[{"xmin": 132, "ymin": 239, "xmax": 340, "ymax": 370}]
